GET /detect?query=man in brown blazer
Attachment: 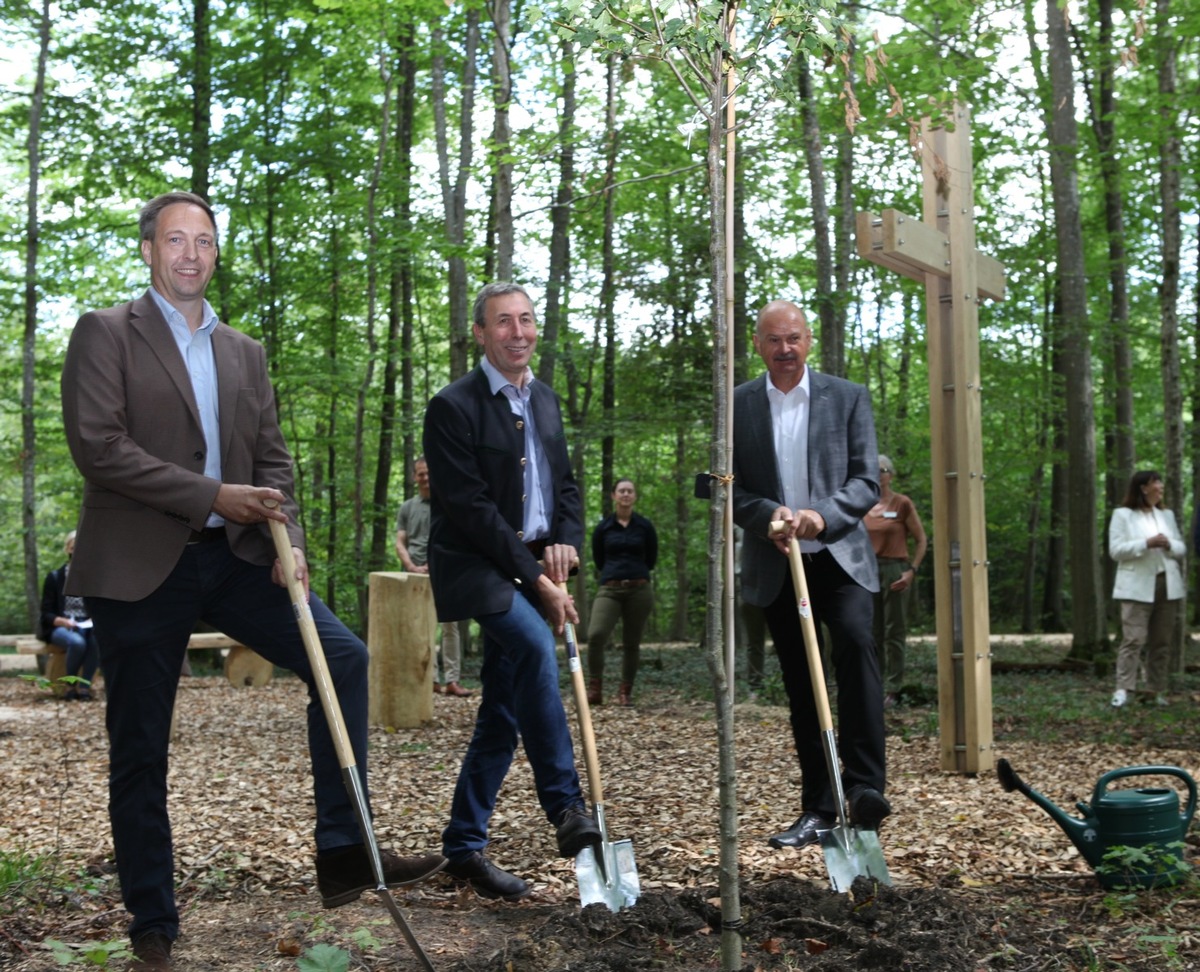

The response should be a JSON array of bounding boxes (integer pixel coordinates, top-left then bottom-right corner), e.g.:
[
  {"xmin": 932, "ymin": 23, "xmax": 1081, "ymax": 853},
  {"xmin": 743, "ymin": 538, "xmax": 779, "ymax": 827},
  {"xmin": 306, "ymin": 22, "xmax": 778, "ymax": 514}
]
[{"xmin": 60, "ymin": 192, "xmax": 443, "ymax": 970}]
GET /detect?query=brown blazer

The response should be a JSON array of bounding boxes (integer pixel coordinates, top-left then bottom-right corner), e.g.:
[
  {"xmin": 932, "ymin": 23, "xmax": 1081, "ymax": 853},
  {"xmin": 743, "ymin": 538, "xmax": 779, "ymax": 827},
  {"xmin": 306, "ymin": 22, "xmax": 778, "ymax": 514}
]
[{"xmin": 61, "ymin": 291, "xmax": 302, "ymax": 601}]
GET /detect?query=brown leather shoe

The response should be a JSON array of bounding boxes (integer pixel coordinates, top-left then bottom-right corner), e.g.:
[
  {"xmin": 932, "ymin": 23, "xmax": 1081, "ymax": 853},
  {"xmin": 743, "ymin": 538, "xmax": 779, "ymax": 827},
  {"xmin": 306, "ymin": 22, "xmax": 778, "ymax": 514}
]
[
  {"xmin": 129, "ymin": 932, "xmax": 173, "ymax": 970},
  {"xmin": 443, "ymin": 681, "xmax": 473, "ymax": 697},
  {"xmin": 616, "ymin": 682, "xmax": 633, "ymax": 707},
  {"xmin": 433, "ymin": 682, "xmax": 444, "ymax": 694},
  {"xmin": 316, "ymin": 845, "xmax": 446, "ymax": 907},
  {"xmin": 586, "ymin": 678, "xmax": 602, "ymax": 705}
]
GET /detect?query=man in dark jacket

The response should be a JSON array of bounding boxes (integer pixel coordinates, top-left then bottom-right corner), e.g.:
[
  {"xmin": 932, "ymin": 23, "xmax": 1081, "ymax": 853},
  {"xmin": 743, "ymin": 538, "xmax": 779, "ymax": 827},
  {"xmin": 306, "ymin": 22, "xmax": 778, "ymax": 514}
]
[{"xmin": 423, "ymin": 282, "xmax": 600, "ymax": 901}]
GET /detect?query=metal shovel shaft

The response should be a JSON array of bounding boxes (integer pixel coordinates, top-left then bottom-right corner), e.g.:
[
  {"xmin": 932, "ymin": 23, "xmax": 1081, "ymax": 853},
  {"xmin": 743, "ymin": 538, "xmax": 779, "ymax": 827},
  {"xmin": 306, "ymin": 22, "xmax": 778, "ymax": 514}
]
[{"xmin": 266, "ymin": 506, "xmax": 436, "ymax": 971}]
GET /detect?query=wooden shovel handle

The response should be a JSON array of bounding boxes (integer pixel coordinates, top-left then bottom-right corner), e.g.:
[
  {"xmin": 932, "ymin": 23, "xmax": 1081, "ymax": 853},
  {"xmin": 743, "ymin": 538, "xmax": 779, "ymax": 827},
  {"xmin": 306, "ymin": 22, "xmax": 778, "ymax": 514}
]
[
  {"xmin": 769, "ymin": 520, "xmax": 836, "ymax": 734},
  {"xmin": 263, "ymin": 499, "xmax": 358, "ymax": 771},
  {"xmin": 558, "ymin": 580, "xmax": 605, "ymax": 806}
]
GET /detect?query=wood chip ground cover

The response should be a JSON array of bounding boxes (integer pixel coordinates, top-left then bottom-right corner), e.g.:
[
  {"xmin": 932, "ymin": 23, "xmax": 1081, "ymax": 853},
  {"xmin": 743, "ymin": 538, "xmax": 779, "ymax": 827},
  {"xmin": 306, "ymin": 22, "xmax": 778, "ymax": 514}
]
[{"xmin": 1, "ymin": 644, "xmax": 1197, "ymax": 971}]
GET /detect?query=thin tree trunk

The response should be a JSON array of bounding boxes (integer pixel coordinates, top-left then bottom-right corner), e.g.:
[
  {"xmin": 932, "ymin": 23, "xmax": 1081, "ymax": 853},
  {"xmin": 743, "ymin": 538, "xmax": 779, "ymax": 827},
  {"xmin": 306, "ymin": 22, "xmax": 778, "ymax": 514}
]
[
  {"xmin": 22, "ymin": 0, "xmax": 50, "ymax": 635},
  {"xmin": 489, "ymin": 0, "xmax": 514, "ymax": 282},
  {"xmin": 797, "ymin": 56, "xmax": 837, "ymax": 376},
  {"xmin": 433, "ymin": 12, "xmax": 479, "ymax": 380},
  {"xmin": 598, "ymin": 56, "xmax": 619, "ymax": 507},
  {"xmin": 538, "ymin": 38, "xmax": 579, "ymax": 389},
  {"xmin": 1154, "ymin": 0, "xmax": 1185, "ymax": 671},
  {"xmin": 190, "ymin": 0, "xmax": 212, "ymax": 198}
]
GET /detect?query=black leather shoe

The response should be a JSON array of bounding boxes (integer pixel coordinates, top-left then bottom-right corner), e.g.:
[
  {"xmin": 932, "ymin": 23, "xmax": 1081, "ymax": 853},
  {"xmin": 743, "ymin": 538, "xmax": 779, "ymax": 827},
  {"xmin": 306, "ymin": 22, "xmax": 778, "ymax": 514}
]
[
  {"xmin": 768, "ymin": 811, "xmax": 832, "ymax": 849},
  {"xmin": 846, "ymin": 785, "xmax": 892, "ymax": 830},
  {"xmin": 555, "ymin": 804, "xmax": 602, "ymax": 858},
  {"xmin": 129, "ymin": 931, "xmax": 173, "ymax": 970},
  {"xmin": 444, "ymin": 852, "xmax": 530, "ymax": 901},
  {"xmin": 316, "ymin": 844, "xmax": 446, "ymax": 907}
]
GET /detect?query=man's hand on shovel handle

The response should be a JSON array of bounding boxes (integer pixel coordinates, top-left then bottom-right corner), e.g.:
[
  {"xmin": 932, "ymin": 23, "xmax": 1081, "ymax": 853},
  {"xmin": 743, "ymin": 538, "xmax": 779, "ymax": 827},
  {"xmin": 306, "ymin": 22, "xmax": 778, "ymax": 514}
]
[
  {"xmin": 769, "ymin": 510, "xmax": 825, "ymax": 553},
  {"xmin": 261, "ymin": 498, "xmax": 311, "ymax": 599},
  {"xmin": 536, "ymin": 545, "xmax": 580, "ymax": 632}
]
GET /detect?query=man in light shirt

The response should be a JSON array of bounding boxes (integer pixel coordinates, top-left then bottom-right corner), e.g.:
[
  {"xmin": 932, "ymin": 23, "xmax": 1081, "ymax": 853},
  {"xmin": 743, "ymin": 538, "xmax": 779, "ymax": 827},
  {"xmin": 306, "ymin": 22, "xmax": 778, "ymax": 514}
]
[
  {"xmin": 423, "ymin": 282, "xmax": 600, "ymax": 901},
  {"xmin": 61, "ymin": 191, "xmax": 443, "ymax": 970},
  {"xmin": 732, "ymin": 299, "xmax": 890, "ymax": 852}
]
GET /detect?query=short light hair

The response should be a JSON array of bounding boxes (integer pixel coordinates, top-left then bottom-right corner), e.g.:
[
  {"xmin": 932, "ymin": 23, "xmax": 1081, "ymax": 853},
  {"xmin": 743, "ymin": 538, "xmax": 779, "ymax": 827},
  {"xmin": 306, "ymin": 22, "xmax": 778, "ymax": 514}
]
[
  {"xmin": 472, "ymin": 282, "xmax": 533, "ymax": 328},
  {"xmin": 139, "ymin": 192, "xmax": 218, "ymax": 243},
  {"xmin": 878, "ymin": 454, "xmax": 895, "ymax": 476}
]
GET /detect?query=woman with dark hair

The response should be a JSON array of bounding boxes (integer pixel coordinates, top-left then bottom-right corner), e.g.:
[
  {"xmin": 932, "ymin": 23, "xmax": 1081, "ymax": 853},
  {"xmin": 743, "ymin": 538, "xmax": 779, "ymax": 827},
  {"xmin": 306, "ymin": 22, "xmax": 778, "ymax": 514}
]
[
  {"xmin": 1108, "ymin": 470, "xmax": 1185, "ymax": 707},
  {"xmin": 586, "ymin": 479, "xmax": 658, "ymax": 706}
]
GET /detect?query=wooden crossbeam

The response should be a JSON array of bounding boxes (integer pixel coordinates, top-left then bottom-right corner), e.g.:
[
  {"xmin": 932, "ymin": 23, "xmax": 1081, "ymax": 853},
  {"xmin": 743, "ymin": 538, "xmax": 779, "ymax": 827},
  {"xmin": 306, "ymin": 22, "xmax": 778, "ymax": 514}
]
[{"xmin": 856, "ymin": 209, "xmax": 1006, "ymax": 301}]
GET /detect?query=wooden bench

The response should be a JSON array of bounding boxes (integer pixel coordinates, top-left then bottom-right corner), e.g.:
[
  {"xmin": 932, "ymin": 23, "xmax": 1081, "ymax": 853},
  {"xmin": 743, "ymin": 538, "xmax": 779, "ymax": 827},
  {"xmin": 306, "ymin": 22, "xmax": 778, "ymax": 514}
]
[{"xmin": 13, "ymin": 631, "xmax": 274, "ymax": 691}]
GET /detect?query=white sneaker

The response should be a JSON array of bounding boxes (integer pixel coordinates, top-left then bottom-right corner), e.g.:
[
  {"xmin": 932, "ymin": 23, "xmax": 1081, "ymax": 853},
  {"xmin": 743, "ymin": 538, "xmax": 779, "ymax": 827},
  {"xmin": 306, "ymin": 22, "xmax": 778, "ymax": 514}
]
[{"xmin": 1111, "ymin": 689, "xmax": 1128, "ymax": 707}]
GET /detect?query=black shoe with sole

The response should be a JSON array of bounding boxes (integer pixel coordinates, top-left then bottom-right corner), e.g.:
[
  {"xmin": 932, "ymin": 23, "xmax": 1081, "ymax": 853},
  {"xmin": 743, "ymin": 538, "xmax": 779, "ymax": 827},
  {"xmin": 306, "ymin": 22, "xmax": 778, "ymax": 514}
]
[
  {"xmin": 767, "ymin": 811, "xmax": 832, "ymax": 849},
  {"xmin": 444, "ymin": 852, "xmax": 530, "ymax": 901},
  {"xmin": 129, "ymin": 931, "xmax": 173, "ymax": 970},
  {"xmin": 555, "ymin": 804, "xmax": 602, "ymax": 858},
  {"xmin": 316, "ymin": 844, "xmax": 446, "ymax": 907},
  {"xmin": 846, "ymin": 785, "xmax": 892, "ymax": 830}
]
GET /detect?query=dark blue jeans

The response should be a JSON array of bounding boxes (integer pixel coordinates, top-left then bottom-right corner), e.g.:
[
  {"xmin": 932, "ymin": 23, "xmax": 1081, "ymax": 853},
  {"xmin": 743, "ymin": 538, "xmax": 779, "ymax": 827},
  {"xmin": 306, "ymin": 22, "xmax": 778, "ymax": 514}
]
[
  {"xmin": 48, "ymin": 625, "xmax": 100, "ymax": 688},
  {"xmin": 86, "ymin": 535, "xmax": 369, "ymax": 942},
  {"xmin": 441, "ymin": 590, "xmax": 583, "ymax": 861}
]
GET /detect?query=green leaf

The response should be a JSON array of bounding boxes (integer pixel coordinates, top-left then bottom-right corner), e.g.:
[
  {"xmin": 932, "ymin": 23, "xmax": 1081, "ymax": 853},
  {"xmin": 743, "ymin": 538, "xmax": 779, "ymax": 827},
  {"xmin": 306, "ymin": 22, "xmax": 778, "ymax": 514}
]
[{"xmin": 296, "ymin": 943, "xmax": 351, "ymax": 972}]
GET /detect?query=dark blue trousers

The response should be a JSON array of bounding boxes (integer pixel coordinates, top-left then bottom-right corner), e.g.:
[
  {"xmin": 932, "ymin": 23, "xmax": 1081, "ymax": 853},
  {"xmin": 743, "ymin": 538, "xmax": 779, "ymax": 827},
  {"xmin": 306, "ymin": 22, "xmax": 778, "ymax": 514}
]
[{"xmin": 87, "ymin": 535, "xmax": 369, "ymax": 941}]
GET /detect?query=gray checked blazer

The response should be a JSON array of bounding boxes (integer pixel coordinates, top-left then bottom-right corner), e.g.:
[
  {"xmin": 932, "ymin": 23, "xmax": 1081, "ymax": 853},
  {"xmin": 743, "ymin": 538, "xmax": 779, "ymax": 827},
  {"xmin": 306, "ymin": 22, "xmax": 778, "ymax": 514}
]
[{"xmin": 732, "ymin": 369, "xmax": 881, "ymax": 607}]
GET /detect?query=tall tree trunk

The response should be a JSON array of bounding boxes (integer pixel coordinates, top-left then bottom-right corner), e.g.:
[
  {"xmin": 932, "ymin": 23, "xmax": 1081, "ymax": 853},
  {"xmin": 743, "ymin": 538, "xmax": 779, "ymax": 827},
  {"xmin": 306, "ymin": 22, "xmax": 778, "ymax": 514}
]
[
  {"xmin": 1154, "ymin": 0, "xmax": 1185, "ymax": 671},
  {"xmin": 190, "ymin": 0, "xmax": 212, "ymax": 198},
  {"xmin": 537, "ymin": 38, "xmax": 579, "ymax": 389},
  {"xmin": 1044, "ymin": 0, "xmax": 1106, "ymax": 660},
  {"xmin": 797, "ymin": 56, "xmax": 837, "ymax": 375},
  {"xmin": 373, "ymin": 23, "xmax": 419, "ymax": 572},
  {"xmin": 22, "ymin": 0, "xmax": 50, "ymax": 635},
  {"xmin": 433, "ymin": 11, "xmax": 479, "ymax": 379},
  {"xmin": 598, "ymin": 56, "xmax": 619, "ymax": 507}
]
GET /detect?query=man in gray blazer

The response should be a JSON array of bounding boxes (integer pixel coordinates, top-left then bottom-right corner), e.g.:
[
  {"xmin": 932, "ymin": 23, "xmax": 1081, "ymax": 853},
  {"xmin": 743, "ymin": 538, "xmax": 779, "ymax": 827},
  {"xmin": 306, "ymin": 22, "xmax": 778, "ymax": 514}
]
[
  {"xmin": 733, "ymin": 299, "xmax": 890, "ymax": 851},
  {"xmin": 61, "ymin": 192, "xmax": 443, "ymax": 970}
]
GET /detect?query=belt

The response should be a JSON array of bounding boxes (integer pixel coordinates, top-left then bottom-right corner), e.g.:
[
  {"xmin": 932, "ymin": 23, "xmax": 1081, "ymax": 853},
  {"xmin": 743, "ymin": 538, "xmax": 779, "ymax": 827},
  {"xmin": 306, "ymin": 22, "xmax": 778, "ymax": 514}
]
[
  {"xmin": 187, "ymin": 526, "xmax": 226, "ymax": 545},
  {"xmin": 524, "ymin": 538, "xmax": 548, "ymax": 559},
  {"xmin": 603, "ymin": 578, "xmax": 648, "ymax": 588}
]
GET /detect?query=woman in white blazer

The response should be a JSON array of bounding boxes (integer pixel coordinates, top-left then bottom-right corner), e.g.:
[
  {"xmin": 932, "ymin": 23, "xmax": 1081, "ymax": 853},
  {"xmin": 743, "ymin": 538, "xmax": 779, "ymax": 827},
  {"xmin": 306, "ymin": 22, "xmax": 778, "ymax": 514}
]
[{"xmin": 1108, "ymin": 470, "xmax": 1186, "ymax": 707}]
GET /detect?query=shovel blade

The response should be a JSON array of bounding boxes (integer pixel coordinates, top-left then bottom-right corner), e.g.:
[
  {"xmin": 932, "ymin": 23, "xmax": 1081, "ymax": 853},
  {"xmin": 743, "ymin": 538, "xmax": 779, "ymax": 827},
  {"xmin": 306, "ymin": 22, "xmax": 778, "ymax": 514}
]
[
  {"xmin": 820, "ymin": 826, "xmax": 891, "ymax": 893},
  {"xmin": 576, "ymin": 839, "xmax": 640, "ymax": 911}
]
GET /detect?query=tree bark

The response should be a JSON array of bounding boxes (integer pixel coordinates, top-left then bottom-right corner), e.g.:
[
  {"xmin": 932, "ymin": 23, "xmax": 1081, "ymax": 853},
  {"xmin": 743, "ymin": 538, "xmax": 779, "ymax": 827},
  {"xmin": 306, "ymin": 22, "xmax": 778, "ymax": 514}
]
[
  {"xmin": 22, "ymin": 0, "xmax": 51, "ymax": 635},
  {"xmin": 433, "ymin": 11, "xmax": 479, "ymax": 380},
  {"xmin": 488, "ymin": 0, "xmax": 514, "ymax": 282},
  {"xmin": 1044, "ymin": 0, "xmax": 1107, "ymax": 660}
]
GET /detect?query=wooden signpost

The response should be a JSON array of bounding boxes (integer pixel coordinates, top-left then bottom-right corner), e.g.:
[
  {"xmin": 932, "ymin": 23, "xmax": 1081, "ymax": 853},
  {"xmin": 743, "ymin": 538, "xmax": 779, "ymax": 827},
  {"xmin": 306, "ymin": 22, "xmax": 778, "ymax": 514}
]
[{"xmin": 856, "ymin": 103, "xmax": 1005, "ymax": 774}]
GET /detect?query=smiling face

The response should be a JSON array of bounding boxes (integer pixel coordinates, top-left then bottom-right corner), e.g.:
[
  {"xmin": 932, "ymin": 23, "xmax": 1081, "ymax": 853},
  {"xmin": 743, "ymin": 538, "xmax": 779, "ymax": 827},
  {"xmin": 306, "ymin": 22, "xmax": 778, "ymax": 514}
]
[
  {"xmin": 413, "ymin": 459, "xmax": 430, "ymax": 498},
  {"xmin": 753, "ymin": 301, "xmax": 812, "ymax": 393},
  {"xmin": 474, "ymin": 290, "xmax": 538, "ymax": 385},
  {"xmin": 140, "ymin": 202, "xmax": 218, "ymax": 314},
  {"xmin": 1141, "ymin": 476, "xmax": 1164, "ymax": 508}
]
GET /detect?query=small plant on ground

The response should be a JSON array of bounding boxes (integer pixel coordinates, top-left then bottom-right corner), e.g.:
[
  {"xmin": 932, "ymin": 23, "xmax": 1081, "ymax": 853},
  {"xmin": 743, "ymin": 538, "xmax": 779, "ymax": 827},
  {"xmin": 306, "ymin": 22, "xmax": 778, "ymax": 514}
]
[{"xmin": 44, "ymin": 938, "xmax": 131, "ymax": 968}]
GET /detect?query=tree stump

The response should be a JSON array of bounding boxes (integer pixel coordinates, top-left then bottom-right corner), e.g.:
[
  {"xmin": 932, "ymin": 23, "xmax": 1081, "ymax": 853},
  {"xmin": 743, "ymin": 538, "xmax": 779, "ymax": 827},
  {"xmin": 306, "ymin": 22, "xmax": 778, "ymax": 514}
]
[
  {"xmin": 367, "ymin": 572, "xmax": 435, "ymax": 728},
  {"xmin": 223, "ymin": 645, "xmax": 275, "ymax": 687}
]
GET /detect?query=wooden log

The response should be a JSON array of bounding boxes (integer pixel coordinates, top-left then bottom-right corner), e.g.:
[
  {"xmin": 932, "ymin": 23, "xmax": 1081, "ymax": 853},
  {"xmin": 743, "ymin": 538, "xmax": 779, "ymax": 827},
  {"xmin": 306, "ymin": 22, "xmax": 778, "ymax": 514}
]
[
  {"xmin": 223, "ymin": 644, "xmax": 276, "ymax": 687},
  {"xmin": 367, "ymin": 572, "xmax": 436, "ymax": 728}
]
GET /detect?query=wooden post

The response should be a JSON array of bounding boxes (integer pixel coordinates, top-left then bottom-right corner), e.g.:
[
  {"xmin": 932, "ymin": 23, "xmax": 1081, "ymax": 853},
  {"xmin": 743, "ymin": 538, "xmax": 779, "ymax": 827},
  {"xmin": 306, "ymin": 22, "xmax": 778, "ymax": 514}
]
[
  {"xmin": 856, "ymin": 104, "xmax": 1004, "ymax": 774},
  {"xmin": 367, "ymin": 572, "xmax": 436, "ymax": 728}
]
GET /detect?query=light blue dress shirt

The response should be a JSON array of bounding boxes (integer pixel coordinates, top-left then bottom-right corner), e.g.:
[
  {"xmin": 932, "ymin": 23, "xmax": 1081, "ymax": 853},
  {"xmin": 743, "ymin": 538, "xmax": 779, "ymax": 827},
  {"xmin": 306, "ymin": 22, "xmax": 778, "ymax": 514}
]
[
  {"xmin": 149, "ymin": 287, "xmax": 224, "ymax": 527},
  {"xmin": 481, "ymin": 356, "xmax": 552, "ymax": 541}
]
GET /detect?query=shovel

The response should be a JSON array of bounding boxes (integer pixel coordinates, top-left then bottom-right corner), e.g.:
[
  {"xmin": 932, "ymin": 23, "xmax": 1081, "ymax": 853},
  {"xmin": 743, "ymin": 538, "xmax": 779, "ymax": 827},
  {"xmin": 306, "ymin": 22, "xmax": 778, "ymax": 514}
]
[
  {"xmin": 558, "ymin": 581, "xmax": 640, "ymax": 911},
  {"xmin": 771, "ymin": 522, "xmax": 891, "ymax": 892},
  {"xmin": 265, "ymin": 501, "xmax": 437, "ymax": 971}
]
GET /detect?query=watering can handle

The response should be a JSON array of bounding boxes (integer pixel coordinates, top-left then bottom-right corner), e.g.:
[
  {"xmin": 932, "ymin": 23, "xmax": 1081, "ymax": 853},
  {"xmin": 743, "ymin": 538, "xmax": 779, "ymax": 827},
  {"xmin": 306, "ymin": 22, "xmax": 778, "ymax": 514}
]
[{"xmin": 1094, "ymin": 766, "xmax": 1198, "ymax": 825}]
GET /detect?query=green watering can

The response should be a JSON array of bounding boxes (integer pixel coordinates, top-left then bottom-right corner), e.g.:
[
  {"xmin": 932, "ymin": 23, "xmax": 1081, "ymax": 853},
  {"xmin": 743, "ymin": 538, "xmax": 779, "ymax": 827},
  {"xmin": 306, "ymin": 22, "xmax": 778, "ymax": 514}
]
[{"xmin": 997, "ymin": 759, "xmax": 1196, "ymax": 889}]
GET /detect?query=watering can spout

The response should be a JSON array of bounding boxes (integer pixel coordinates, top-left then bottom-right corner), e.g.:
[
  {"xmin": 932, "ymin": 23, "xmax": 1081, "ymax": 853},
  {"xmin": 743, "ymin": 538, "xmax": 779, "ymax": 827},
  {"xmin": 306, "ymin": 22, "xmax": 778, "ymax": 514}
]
[{"xmin": 996, "ymin": 759, "xmax": 1102, "ymax": 865}]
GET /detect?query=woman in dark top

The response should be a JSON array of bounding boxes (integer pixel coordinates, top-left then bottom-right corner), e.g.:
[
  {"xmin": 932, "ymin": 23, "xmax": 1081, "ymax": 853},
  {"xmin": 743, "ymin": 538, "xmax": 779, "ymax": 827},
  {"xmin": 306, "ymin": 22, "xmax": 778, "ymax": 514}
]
[
  {"xmin": 39, "ymin": 530, "xmax": 100, "ymax": 700},
  {"xmin": 586, "ymin": 479, "xmax": 657, "ymax": 706}
]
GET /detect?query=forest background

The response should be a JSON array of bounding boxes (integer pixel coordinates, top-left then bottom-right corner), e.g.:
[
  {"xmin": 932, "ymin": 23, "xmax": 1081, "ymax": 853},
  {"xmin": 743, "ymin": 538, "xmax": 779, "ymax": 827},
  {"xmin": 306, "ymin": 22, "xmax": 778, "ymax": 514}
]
[{"xmin": 1, "ymin": 0, "xmax": 1197, "ymax": 660}]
